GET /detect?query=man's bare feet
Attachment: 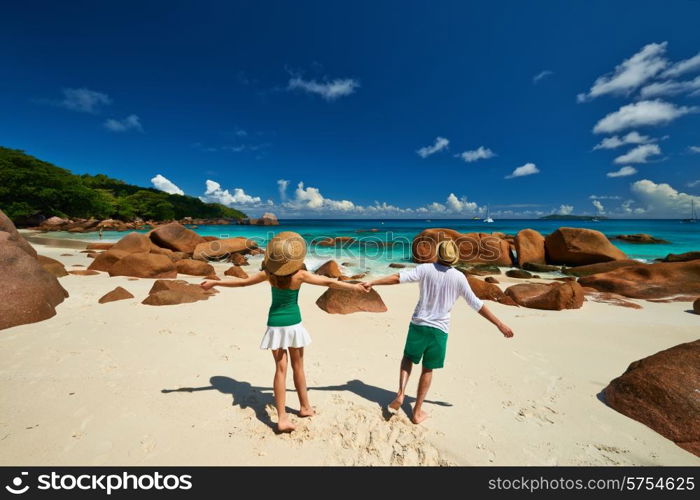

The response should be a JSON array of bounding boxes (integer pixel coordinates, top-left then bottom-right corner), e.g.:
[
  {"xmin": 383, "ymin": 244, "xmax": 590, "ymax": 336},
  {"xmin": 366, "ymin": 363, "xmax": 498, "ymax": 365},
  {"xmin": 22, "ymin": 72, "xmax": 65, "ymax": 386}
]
[
  {"xmin": 276, "ymin": 417, "xmax": 296, "ymax": 433},
  {"xmin": 411, "ymin": 408, "xmax": 429, "ymax": 424},
  {"xmin": 299, "ymin": 406, "xmax": 315, "ymax": 418},
  {"xmin": 387, "ymin": 396, "xmax": 403, "ymax": 414}
]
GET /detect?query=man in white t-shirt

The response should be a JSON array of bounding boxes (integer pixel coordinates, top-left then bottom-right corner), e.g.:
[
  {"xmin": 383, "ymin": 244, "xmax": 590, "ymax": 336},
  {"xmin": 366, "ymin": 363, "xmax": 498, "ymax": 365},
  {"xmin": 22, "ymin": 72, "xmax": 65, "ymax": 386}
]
[{"xmin": 365, "ymin": 239, "xmax": 514, "ymax": 424}]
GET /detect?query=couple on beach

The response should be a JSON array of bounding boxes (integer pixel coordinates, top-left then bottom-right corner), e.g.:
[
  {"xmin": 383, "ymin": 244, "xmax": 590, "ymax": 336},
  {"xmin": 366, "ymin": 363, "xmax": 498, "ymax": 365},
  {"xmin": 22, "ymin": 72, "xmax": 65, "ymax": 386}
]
[{"xmin": 201, "ymin": 231, "xmax": 514, "ymax": 433}]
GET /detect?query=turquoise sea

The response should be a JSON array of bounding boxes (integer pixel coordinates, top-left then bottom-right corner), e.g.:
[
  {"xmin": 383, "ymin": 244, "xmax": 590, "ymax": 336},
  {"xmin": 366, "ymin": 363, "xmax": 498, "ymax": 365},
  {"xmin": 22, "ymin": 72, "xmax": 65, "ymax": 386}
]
[{"xmin": 44, "ymin": 219, "xmax": 700, "ymax": 276}]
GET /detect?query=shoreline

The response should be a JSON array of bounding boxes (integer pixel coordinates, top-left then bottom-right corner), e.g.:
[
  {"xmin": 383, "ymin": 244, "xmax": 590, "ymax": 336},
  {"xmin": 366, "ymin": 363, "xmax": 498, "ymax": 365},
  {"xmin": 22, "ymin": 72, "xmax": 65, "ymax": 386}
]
[{"xmin": 0, "ymin": 238, "xmax": 698, "ymax": 465}]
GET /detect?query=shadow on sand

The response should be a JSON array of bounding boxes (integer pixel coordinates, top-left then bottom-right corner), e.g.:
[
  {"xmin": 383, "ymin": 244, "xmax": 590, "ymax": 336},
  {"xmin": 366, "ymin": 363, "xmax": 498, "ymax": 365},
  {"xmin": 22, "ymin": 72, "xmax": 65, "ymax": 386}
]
[
  {"xmin": 162, "ymin": 376, "xmax": 452, "ymax": 428},
  {"xmin": 309, "ymin": 379, "xmax": 452, "ymax": 419},
  {"xmin": 162, "ymin": 376, "xmax": 279, "ymax": 432}
]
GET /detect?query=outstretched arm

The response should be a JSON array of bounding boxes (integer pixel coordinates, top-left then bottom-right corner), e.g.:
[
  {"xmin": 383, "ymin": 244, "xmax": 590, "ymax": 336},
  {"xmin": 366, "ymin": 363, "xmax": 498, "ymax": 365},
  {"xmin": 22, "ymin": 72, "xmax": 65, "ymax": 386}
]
[
  {"xmin": 366, "ymin": 273, "xmax": 400, "ymax": 287},
  {"xmin": 201, "ymin": 271, "xmax": 267, "ymax": 290},
  {"xmin": 478, "ymin": 304, "xmax": 514, "ymax": 338},
  {"xmin": 299, "ymin": 270, "xmax": 369, "ymax": 293}
]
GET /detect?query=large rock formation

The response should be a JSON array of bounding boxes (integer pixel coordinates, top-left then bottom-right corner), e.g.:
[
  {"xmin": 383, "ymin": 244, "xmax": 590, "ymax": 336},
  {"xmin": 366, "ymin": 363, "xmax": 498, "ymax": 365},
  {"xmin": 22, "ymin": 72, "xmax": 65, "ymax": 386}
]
[
  {"xmin": 98, "ymin": 286, "xmax": 135, "ymax": 304},
  {"xmin": 175, "ymin": 259, "xmax": 215, "ymax": 276},
  {"xmin": 514, "ymin": 229, "xmax": 546, "ymax": 266},
  {"xmin": 88, "ymin": 249, "xmax": 130, "ymax": 272},
  {"xmin": 37, "ymin": 255, "xmax": 68, "ymax": 277},
  {"xmin": 505, "ymin": 281, "xmax": 584, "ymax": 310},
  {"xmin": 544, "ymin": 227, "xmax": 626, "ymax": 266},
  {"xmin": 412, "ymin": 228, "xmax": 514, "ymax": 267},
  {"xmin": 109, "ymin": 252, "xmax": 177, "ymax": 279},
  {"xmin": 86, "ymin": 242, "xmax": 114, "ymax": 250},
  {"xmin": 465, "ymin": 275, "xmax": 517, "ymax": 306},
  {"xmin": 0, "ymin": 217, "xmax": 69, "ymax": 330},
  {"xmin": 578, "ymin": 261, "xmax": 700, "ymax": 299},
  {"xmin": 0, "ymin": 209, "xmax": 37, "ymax": 257},
  {"xmin": 613, "ymin": 233, "xmax": 669, "ymax": 244},
  {"xmin": 224, "ymin": 265, "xmax": 249, "ymax": 278},
  {"xmin": 149, "ymin": 222, "xmax": 207, "ymax": 253},
  {"xmin": 192, "ymin": 237, "xmax": 257, "ymax": 261},
  {"xmin": 562, "ymin": 259, "xmax": 640, "ymax": 278},
  {"xmin": 142, "ymin": 279, "xmax": 217, "ymax": 306},
  {"xmin": 659, "ymin": 251, "xmax": 700, "ymax": 263},
  {"xmin": 316, "ymin": 288, "xmax": 387, "ymax": 314},
  {"xmin": 315, "ymin": 260, "xmax": 343, "ymax": 278},
  {"xmin": 110, "ymin": 232, "xmax": 152, "ymax": 253},
  {"xmin": 604, "ymin": 340, "xmax": 700, "ymax": 456}
]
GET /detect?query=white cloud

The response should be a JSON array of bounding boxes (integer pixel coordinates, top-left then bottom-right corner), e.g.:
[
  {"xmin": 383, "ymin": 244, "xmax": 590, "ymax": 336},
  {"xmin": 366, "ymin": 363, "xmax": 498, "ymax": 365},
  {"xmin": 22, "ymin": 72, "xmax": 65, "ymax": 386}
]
[
  {"xmin": 687, "ymin": 180, "xmax": 700, "ymax": 188},
  {"xmin": 287, "ymin": 77, "xmax": 359, "ymax": 101},
  {"xmin": 200, "ymin": 180, "xmax": 265, "ymax": 206},
  {"xmin": 662, "ymin": 51, "xmax": 700, "ymax": 78},
  {"xmin": 284, "ymin": 182, "xmax": 356, "ymax": 212},
  {"xmin": 593, "ymin": 100, "xmax": 696, "ymax": 134},
  {"xmin": 614, "ymin": 144, "xmax": 661, "ymax": 164},
  {"xmin": 640, "ymin": 75, "xmax": 700, "ymax": 98},
  {"xmin": 619, "ymin": 199, "xmax": 645, "ymax": 215},
  {"xmin": 689, "ymin": 146, "xmax": 700, "ymax": 154},
  {"xmin": 592, "ymin": 200, "xmax": 605, "ymax": 214},
  {"xmin": 417, "ymin": 137, "xmax": 449, "ymax": 158},
  {"xmin": 606, "ymin": 166, "xmax": 638, "ymax": 178},
  {"xmin": 577, "ymin": 42, "xmax": 668, "ymax": 102},
  {"xmin": 277, "ymin": 179, "xmax": 289, "ymax": 201},
  {"xmin": 593, "ymin": 131, "xmax": 654, "ymax": 150},
  {"xmin": 445, "ymin": 193, "xmax": 478, "ymax": 213},
  {"xmin": 589, "ymin": 195, "xmax": 622, "ymax": 200},
  {"xmin": 456, "ymin": 146, "xmax": 496, "ymax": 163},
  {"xmin": 505, "ymin": 162, "xmax": 539, "ymax": 179},
  {"xmin": 557, "ymin": 204, "xmax": 574, "ymax": 215},
  {"xmin": 533, "ymin": 70, "xmax": 553, "ymax": 83},
  {"xmin": 150, "ymin": 174, "xmax": 184, "ymax": 195},
  {"xmin": 57, "ymin": 87, "xmax": 112, "ymax": 113},
  {"xmin": 630, "ymin": 179, "xmax": 700, "ymax": 217},
  {"xmin": 104, "ymin": 114, "xmax": 143, "ymax": 133}
]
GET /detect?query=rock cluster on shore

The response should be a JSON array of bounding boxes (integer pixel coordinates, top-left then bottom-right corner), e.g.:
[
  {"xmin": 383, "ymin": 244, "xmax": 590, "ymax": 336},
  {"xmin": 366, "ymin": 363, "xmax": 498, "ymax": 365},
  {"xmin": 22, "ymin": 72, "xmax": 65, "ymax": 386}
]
[
  {"xmin": 604, "ymin": 340, "xmax": 700, "ymax": 457},
  {"xmin": 410, "ymin": 225, "xmax": 700, "ymax": 310},
  {"xmin": 86, "ymin": 222, "xmax": 259, "ymax": 278},
  {"xmin": 0, "ymin": 210, "xmax": 69, "ymax": 330},
  {"xmin": 30, "ymin": 213, "xmax": 274, "ymax": 233}
]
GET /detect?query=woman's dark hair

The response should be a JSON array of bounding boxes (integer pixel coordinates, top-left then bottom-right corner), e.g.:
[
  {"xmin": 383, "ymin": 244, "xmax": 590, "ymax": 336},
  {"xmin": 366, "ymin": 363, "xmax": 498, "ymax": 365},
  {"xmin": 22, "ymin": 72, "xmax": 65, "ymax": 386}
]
[{"xmin": 263, "ymin": 264, "xmax": 307, "ymax": 289}]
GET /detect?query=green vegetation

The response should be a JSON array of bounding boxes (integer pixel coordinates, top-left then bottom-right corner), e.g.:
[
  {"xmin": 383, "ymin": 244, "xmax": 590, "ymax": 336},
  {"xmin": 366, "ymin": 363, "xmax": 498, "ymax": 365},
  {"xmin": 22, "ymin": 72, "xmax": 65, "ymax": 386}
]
[
  {"xmin": 539, "ymin": 214, "xmax": 609, "ymax": 221},
  {"xmin": 0, "ymin": 147, "xmax": 246, "ymax": 223}
]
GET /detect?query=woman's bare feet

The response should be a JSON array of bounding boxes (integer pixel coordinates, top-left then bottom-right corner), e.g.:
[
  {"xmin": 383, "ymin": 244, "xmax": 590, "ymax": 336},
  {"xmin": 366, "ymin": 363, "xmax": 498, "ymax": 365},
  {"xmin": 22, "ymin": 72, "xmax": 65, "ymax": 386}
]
[
  {"xmin": 276, "ymin": 417, "xmax": 296, "ymax": 433},
  {"xmin": 411, "ymin": 408, "xmax": 429, "ymax": 424},
  {"xmin": 299, "ymin": 406, "xmax": 315, "ymax": 418},
  {"xmin": 387, "ymin": 395, "xmax": 404, "ymax": 414}
]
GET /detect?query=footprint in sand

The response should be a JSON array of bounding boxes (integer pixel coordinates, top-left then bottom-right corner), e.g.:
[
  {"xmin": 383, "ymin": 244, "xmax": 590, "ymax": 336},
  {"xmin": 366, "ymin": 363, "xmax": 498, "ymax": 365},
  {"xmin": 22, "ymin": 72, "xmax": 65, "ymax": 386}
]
[
  {"xmin": 326, "ymin": 400, "xmax": 451, "ymax": 466},
  {"xmin": 574, "ymin": 443, "xmax": 630, "ymax": 465}
]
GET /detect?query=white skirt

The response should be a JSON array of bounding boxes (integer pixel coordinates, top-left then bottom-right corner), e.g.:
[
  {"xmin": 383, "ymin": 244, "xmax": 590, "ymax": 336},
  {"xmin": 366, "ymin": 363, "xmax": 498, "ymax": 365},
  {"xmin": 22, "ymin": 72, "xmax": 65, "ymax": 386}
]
[{"xmin": 260, "ymin": 322, "xmax": 312, "ymax": 350}]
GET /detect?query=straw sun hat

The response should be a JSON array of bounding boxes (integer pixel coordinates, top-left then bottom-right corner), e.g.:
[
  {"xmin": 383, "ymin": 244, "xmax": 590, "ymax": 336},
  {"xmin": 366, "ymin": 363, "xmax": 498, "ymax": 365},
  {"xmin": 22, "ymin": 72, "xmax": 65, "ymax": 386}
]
[
  {"xmin": 263, "ymin": 231, "xmax": 307, "ymax": 276},
  {"xmin": 436, "ymin": 239, "xmax": 460, "ymax": 266}
]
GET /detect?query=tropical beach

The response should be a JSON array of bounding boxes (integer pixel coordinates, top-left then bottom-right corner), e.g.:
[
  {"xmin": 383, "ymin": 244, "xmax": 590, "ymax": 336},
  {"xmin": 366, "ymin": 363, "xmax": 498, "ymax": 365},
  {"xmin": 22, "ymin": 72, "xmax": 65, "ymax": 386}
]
[
  {"xmin": 2, "ymin": 0, "xmax": 700, "ymax": 478},
  {"xmin": 1, "ymin": 213, "xmax": 699, "ymax": 466}
]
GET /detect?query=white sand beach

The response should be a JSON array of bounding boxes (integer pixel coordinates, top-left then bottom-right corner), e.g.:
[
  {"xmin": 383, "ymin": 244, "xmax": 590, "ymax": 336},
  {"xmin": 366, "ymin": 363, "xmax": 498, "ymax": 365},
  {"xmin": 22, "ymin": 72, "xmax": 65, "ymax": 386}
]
[{"xmin": 1, "ymin": 240, "xmax": 698, "ymax": 466}]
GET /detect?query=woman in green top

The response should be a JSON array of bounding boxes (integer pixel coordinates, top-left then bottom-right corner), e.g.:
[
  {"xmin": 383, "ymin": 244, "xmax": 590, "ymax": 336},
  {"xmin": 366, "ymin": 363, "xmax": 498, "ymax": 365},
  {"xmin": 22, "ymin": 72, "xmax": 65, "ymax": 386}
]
[{"xmin": 201, "ymin": 232, "xmax": 368, "ymax": 433}]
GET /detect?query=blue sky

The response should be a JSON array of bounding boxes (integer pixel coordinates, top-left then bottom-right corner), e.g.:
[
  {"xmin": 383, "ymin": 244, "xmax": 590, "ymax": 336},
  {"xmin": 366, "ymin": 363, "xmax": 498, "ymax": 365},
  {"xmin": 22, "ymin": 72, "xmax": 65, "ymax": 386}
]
[{"xmin": 1, "ymin": 0, "xmax": 699, "ymax": 218}]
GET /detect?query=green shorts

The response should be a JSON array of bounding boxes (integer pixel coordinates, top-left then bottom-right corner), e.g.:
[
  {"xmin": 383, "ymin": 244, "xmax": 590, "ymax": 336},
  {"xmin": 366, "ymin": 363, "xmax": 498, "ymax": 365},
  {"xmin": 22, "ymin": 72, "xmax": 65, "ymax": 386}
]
[{"xmin": 403, "ymin": 323, "xmax": 448, "ymax": 369}]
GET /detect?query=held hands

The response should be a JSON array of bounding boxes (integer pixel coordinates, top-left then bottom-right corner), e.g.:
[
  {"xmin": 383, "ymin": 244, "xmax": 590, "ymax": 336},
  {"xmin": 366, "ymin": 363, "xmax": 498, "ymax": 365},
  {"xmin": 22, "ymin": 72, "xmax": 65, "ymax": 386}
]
[
  {"xmin": 360, "ymin": 281, "xmax": 373, "ymax": 292},
  {"xmin": 355, "ymin": 282, "xmax": 372, "ymax": 293},
  {"xmin": 497, "ymin": 322, "xmax": 514, "ymax": 338},
  {"xmin": 200, "ymin": 280, "xmax": 217, "ymax": 290}
]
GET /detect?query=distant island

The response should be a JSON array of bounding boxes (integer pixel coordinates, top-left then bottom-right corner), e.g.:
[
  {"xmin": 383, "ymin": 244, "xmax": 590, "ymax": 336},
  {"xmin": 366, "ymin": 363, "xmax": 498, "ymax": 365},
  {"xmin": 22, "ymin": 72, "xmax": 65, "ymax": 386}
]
[
  {"xmin": 0, "ymin": 147, "xmax": 246, "ymax": 225},
  {"xmin": 539, "ymin": 214, "xmax": 608, "ymax": 221}
]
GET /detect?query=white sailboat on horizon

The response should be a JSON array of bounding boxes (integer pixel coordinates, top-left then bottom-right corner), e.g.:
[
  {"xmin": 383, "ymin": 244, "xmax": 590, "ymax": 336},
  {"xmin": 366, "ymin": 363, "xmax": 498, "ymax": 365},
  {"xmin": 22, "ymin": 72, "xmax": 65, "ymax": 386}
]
[
  {"xmin": 484, "ymin": 205, "xmax": 494, "ymax": 224},
  {"xmin": 681, "ymin": 199, "xmax": 697, "ymax": 223}
]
